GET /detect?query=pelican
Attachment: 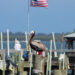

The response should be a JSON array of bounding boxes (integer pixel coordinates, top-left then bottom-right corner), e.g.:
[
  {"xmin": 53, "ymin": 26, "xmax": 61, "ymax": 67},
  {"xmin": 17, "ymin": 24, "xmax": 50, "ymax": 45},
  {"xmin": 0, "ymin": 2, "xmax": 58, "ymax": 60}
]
[{"xmin": 29, "ymin": 31, "xmax": 47, "ymax": 52}]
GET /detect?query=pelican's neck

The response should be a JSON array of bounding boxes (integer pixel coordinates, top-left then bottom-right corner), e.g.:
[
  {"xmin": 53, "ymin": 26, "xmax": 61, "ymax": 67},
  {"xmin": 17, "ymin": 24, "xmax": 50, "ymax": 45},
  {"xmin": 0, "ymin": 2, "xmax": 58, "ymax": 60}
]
[{"xmin": 29, "ymin": 34, "xmax": 34, "ymax": 44}]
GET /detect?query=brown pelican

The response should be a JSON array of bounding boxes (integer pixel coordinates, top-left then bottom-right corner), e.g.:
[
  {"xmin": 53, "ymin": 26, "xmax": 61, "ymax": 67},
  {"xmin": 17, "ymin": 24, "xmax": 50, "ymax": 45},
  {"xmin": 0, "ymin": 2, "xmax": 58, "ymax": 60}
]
[{"xmin": 29, "ymin": 31, "xmax": 47, "ymax": 52}]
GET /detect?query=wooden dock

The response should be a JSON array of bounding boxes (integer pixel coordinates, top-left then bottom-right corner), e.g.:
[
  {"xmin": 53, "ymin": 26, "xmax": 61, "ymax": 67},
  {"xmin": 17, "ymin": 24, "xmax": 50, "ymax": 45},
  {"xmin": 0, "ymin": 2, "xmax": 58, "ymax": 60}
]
[{"xmin": 0, "ymin": 49, "xmax": 75, "ymax": 75}]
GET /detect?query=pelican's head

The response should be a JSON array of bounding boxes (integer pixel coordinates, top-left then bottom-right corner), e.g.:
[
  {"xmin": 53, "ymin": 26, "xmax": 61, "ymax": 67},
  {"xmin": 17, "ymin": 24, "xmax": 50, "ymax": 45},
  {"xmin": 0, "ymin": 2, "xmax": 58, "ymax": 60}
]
[{"xmin": 30, "ymin": 30, "xmax": 35, "ymax": 36}]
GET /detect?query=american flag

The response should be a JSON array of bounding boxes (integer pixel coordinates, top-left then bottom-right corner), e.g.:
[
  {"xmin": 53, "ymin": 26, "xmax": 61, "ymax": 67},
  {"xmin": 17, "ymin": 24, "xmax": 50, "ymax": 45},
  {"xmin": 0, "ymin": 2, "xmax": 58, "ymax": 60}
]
[{"xmin": 31, "ymin": 0, "xmax": 48, "ymax": 7}]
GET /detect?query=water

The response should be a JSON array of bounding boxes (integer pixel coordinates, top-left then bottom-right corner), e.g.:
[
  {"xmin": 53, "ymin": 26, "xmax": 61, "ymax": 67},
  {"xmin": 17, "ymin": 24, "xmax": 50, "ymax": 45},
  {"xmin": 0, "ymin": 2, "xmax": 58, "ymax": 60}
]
[
  {"xmin": 0, "ymin": 41, "xmax": 67, "ymax": 49},
  {"xmin": 42, "ymin": 41, "xmax": 67, "ymax": 49},
  {"xmin": 0, "ymin": 41, "xmax": 26, "ymax": 49}
]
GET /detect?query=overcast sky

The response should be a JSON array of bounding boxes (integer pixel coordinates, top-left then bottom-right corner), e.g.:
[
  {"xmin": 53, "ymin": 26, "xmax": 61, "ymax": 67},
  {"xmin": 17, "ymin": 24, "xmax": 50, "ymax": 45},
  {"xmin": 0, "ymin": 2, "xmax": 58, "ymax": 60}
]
[{"xmin": 0, "ymin": 0, "xmax": 75, "ymax": 33}]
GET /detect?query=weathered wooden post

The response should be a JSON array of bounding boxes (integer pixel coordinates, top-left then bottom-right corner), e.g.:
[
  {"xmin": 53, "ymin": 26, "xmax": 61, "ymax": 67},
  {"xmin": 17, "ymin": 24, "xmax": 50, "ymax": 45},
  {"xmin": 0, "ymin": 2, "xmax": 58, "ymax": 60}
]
[
  {"xmin": 52, "ymin": 32, "xmax": 57, "ymax": 57},
  {"xmin": 2, "ymin": 51, "xmax": 5, "ymax": 75},
  {"xmin": 29, "ymin": 48, "xmax": 32, "ymax": 75},
  {"xmin": 7, "ymin": 29, "xmax": 10, "ymax": 57},
  {"xmin": 49, "ymin": 40, "xmax": 52, "ymax": 75},
  {"xmin": 21, "ymin": 61, "xmax": 28, "ymax": 75},
  {"xmin": 42, "ymin": 58, "xmax": 45, "ymax": 75},
  {"xmin": 33, "ymin": 54, "xmax": 44, "ymax": 75},
  {"xmin": 1, "ymin": 32, "xmax": 5, "ymax": 75},
  {"xmin": 64, "ymin": 54, "xmax": 68, "ymax": 75},
  {"xmin": 55, "ymin": 53, "xmax": 68, "ymax": 75},
  {"xmin": 1, "ymin": 32, "xmax": 3, "ymax": 50},
  {"xmin": 17, "ymin": 51, "xmax": 28, "ymax": 75},
  {"xmin": 46, "ymin": 52, "xmax": 49, "ymax": 75},
  {"xmin": 12, "ymin": 52, "xmax": 18, "ymax": 75},
  {"xmin": 17, "ymin": 51, "xmax": 21, "ymax": 75},
  {"xmin": 12, "ymin": 53, "xmax": 16, "ymax": 75}
]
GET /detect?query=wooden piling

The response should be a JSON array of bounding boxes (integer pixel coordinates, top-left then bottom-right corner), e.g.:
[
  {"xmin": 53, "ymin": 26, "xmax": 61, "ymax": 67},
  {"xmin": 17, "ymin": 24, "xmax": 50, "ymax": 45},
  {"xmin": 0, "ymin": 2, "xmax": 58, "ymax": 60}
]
[
  {"xmin": 17, "ymin": 51, "xmax": 21, "ymax": 75},
  {"xmin": 2, "ymin": 52, "xmax": 5, "ymax": 75},
  {"xmin": 7, "ymin": 29, "xmax": 10, "ymax": 57},
  {"xmin": 42, "ymin": 59, "xmax": 45, "ymax": 75},
  {"xmin": 52, "ymin": 32, "xmax": 57, "ymax": 57},
  {"xmin": 58, "ymin": 54, "xmax": 68, "ymax": 75},
  {"xmin": 1, "ymin": 32, "xmax": 3, "ymax": 50},
  {"xmin": 33, "ymin": 55, "xmax": 44, "ymax": 75}
]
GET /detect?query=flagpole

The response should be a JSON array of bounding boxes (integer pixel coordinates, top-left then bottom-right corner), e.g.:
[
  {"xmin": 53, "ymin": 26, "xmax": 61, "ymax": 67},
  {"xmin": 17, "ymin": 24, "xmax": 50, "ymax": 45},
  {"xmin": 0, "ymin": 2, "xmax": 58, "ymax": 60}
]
[
  {"xmin": 27, "ymin": 0, "xmax": 30, "ymax": 41},
  {"xmin": 27, "ymin": 0, "xmax": 32, "ymax": 75},
  {"xmin": 26, "ymin": 0, "xmax": 31, "ymax": 51}
]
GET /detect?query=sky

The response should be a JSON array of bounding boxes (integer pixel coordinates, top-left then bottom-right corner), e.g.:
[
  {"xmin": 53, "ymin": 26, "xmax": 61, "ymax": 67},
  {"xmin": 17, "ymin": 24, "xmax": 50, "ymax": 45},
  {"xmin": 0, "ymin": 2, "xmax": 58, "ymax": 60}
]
[{"xmin": 0, "ymin": 0, "xmax": 75, "ymax": 34}]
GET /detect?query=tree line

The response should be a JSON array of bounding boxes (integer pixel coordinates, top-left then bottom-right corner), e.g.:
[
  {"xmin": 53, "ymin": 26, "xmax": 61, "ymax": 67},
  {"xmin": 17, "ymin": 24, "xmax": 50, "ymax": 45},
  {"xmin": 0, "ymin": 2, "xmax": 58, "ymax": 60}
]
[{"xmin": 0, "ymin": 32, "xmax": 73, "ymax": 41}]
